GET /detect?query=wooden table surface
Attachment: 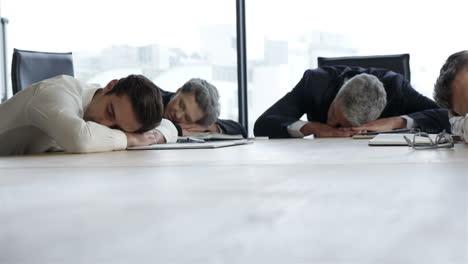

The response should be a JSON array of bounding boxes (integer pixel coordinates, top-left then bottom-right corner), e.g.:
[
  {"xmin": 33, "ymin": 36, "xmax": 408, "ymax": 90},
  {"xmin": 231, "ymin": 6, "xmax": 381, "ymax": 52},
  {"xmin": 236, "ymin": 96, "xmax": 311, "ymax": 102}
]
[{"xmin": 0, "ymin": 138, "xmax": 467, "ymax": 263}]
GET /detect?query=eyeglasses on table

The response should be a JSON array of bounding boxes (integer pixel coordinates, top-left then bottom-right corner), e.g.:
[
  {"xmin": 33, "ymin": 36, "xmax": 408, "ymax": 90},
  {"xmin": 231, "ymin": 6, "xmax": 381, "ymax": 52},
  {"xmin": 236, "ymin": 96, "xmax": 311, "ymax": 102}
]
[{"xmin": 403, "ymin": 130, "xmax": 454, "ymax": 150}]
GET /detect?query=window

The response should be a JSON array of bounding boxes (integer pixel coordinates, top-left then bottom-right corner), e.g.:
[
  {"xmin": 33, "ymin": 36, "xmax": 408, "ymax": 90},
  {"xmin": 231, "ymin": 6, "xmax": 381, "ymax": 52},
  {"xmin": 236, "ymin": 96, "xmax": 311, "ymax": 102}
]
[
  {"xmin": 4, "ymin": 0, "xmax": 468, "ymax": 135},
  {"xmin": 246, "ymin": 0, "xmax": 468, "ymax": 135},
  {"xmin": 1, "ymin": 0, "xmax": 238, "ymax": 121}
]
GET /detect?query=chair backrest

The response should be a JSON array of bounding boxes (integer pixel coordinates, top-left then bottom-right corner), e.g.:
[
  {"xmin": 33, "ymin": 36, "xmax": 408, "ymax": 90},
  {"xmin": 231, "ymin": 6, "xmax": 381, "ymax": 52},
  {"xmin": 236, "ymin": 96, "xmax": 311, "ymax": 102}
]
[
  {"xmin": 1, "ymin": 18, "xmax": 9, "ymax": 102},
  {"xmin": 317, "ymin": 54, "xmax": 411, "ymax": 81},
  {"xmin": 11, "ymin": 48, "xmax": 74, "ymax": 94}
]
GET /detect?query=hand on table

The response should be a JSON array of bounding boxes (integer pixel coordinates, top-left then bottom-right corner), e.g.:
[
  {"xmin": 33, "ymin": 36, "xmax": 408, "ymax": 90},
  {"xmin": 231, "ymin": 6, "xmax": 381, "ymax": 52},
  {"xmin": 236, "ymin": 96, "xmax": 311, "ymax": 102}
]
[
  {"xmin": 125, "ymin": 130, "xmax": 166, "ymax": 147},
  {"xmin": 300, "ymin": 122, "xmax": 364, "ymax": 137},
  {"xmin": 352, "ymin": 117, "xmax": 407, "ymax": 133},
  {"xmin": 179, "ymin": 122, "xmax": 220, "ymax": 136}
]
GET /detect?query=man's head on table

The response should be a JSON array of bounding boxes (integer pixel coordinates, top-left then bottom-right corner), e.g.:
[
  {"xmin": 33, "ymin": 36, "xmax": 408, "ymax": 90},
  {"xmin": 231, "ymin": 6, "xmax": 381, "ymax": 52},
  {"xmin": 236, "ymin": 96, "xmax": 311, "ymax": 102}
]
[
  {"xmin": 84, "ymin": 74, "xmax": 164, "ymax": 133},
  {"xmin": 435, "ymin": 50, "xmax": 468, "ymax": 116},
  {"xmin": 327, "ymin": 73, "xmax": 387, "ymax": 128},
  {"xmin": 164, "ymin": 78, "xmax": 221, "ymax": 132}
]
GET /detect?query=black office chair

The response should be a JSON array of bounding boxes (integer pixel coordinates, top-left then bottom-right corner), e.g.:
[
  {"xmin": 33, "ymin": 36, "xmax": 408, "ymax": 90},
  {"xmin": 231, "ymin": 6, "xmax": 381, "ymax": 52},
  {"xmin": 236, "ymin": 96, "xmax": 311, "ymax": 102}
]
[
  {"xmin": 317, "ymin": 54, "xmax": 411, "ymax": 81},
  {"xmin": 11, "ymin": 48, "xmax": 74, "ymax": 94}
]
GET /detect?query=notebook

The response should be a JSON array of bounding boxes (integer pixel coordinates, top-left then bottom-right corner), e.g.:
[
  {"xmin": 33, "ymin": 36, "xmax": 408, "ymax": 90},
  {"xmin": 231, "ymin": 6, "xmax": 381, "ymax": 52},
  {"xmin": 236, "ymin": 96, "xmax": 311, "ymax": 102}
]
[
  {"xmin": 127, "ymin": 139, "xmax": 253, "ymax": 150},
  {"xmin": 368, "ymin": 133, "xmax": 439, "ymax": 146}
]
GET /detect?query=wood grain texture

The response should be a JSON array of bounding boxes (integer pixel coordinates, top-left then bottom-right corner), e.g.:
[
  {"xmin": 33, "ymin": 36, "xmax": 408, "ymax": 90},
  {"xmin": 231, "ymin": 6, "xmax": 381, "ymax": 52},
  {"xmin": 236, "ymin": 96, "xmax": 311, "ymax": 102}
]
[{"xmin": 0, "ymin": 138, "xmax": 467, "ymax": 263}]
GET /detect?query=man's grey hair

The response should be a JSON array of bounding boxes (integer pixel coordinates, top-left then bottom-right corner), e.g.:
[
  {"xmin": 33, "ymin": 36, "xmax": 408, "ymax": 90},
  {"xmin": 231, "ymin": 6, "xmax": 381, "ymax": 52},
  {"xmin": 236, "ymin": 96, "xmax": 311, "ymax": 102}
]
[
  {"xmin": 180, "ymin": 78, "xmax": 220, "ymax": 126},
  {"xmin": 434, "ymin": 50, "xmax": 468, "ymax": 110},
  {"xmin": 336, "ymin": 73, "xmax": 387, "ymax": 126}
]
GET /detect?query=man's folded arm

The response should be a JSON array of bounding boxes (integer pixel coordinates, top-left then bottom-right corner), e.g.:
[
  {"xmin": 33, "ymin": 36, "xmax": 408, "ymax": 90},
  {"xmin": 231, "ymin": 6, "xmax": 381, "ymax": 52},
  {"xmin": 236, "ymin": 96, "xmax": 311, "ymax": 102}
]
[
  {"xmin": 151, "ymin": 118, "xmax": 178, "ymax": 143},
  {"xmin": 254, "ymin": 70, "xmax": 314, "ymax": 138},
  {"xmin": 29, "ymin": 107, "xmax": 127, "ymax": 153},
  {"xmin": 399, "ymin": 80, "xmax": 450, "ymax": 132},
  {"xmin": 254, "ymin": 113, "xmax": 304, "ymax": 138},
  {"xmin": 27, "ymin": 88, "xmax": 128, "ymax": 153},
  {"xmin": 400, "ymin": 78, "xmax": 439, "ymax": 112},
  {"xmin": 406, "ymin": 109, "xmax": 450, "ymax": 133},
  {"xmin": 216, "ymin": 119, "xmax": 247, "ymax": 138},
  {"xmin": 254, "ymin": 90, "xmax": 307, "ymax": 138},
  {"xmin": 287, "ymin": 120, "xmax": 309, "ymax": 138}
]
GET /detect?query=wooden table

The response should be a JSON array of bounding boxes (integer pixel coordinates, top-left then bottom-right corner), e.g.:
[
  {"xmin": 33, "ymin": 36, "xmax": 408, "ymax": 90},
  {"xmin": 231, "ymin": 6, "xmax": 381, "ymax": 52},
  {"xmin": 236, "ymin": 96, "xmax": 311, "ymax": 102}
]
[{"xmin": 0, "ymin": 138, "xmax": 467, "ymax": 263}]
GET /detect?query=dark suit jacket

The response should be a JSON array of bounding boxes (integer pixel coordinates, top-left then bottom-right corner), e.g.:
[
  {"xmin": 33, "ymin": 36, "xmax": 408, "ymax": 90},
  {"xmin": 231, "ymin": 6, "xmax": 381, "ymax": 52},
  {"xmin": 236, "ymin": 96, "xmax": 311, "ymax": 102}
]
[
  {"xmin": 254, "ymin": 66, "xmax": 450, "ymax": 138},
  {"xmin": 160, "ymin": 89, "xmax": 247, "ymax": 138}
]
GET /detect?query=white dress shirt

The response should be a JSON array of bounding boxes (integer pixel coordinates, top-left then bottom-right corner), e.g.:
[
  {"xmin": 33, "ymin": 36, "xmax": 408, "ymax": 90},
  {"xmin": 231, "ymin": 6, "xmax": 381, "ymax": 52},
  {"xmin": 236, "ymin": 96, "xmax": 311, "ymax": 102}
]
[
  {"xmin": 449, "ymin": 114, "xmax": 468, "ymax": 142},
  {"xmin": 0, "ymin": 75, "xmax": 177, "ymax": 155}
]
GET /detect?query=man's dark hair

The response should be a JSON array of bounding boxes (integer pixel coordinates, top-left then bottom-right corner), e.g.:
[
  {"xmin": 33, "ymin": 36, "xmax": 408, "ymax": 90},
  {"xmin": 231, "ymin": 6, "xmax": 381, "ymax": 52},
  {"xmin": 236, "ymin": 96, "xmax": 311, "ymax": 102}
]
[
  {"xmin": 434, "ymin": 50, "xmax": 468, "ymax": 110},
  {"xmin": 107, "ymin": 74, "xmax": 163, "ymax": 132}
]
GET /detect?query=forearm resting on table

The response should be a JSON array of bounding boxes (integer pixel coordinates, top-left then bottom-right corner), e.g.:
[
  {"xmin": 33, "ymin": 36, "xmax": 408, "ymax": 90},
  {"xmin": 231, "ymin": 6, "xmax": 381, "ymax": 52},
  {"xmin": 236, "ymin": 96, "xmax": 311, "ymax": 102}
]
[
  {"xmin": 353, "ymin": 116, "xmax": 408, "ymax": 132},
  {"xmin": 125, "ymin": 130, "xmax": 166, "ymax": 148},
  {"xmin": 299, "ymin": 122, "xmax": 323, "ymax": 136}
]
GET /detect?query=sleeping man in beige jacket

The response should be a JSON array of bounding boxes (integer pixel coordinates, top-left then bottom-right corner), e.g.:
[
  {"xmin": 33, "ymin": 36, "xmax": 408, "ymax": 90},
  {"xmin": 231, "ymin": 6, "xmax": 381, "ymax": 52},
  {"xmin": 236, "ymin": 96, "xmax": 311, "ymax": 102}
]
[{"xmin": 0, "ymin": 74, "xmax": 177, "ymax": 155}]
